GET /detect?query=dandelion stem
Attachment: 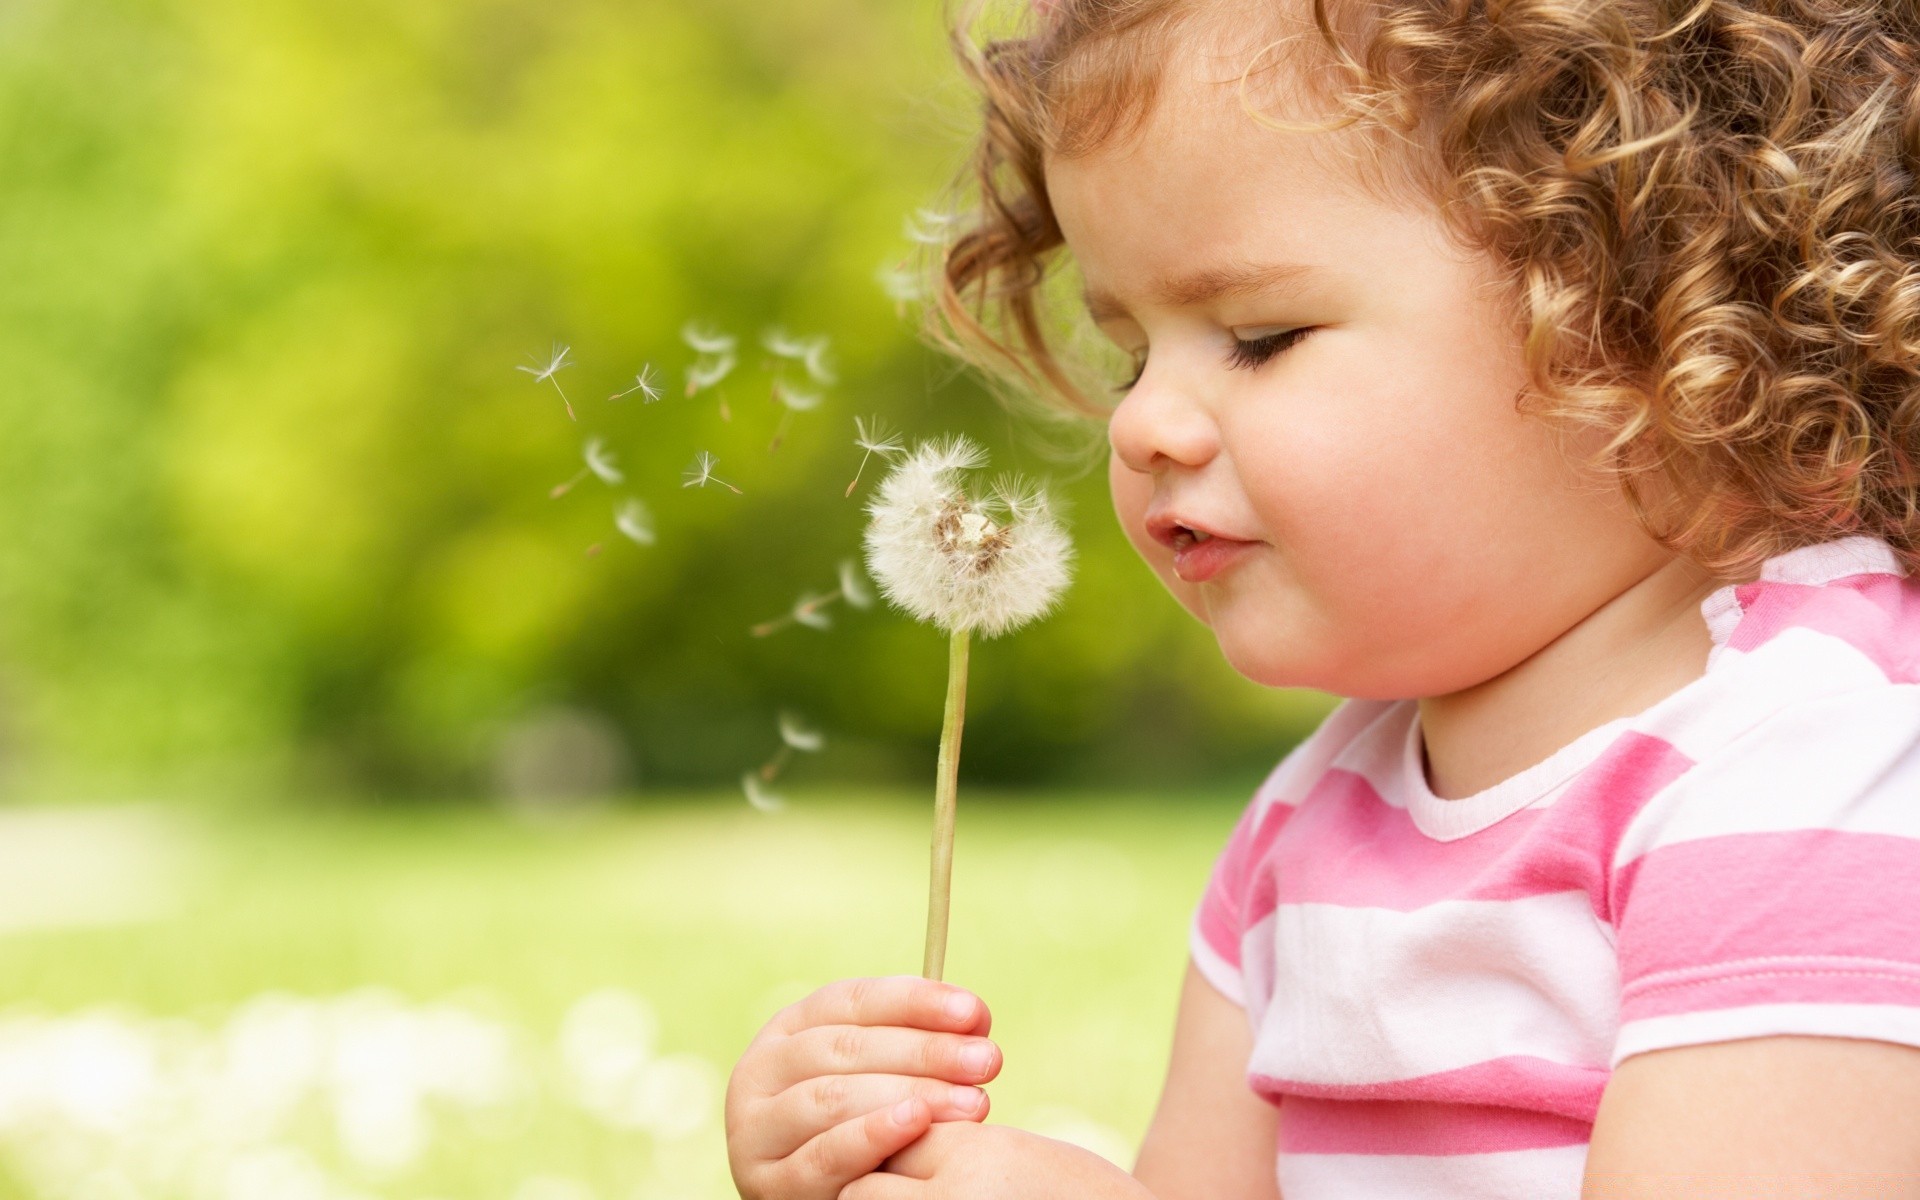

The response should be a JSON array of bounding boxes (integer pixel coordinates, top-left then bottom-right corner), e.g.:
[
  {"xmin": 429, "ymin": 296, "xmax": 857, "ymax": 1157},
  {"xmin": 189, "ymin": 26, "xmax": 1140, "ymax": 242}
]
[
  {"xmin": 845, "ymin": 450, "xmax": 873, "ymax": 498},
  {"xmin": 550, "ymin": 380, "xmax": 576, "ymax": 422},
  {"xmin": 922, "ymin": 626, "xmax": 970, "ymax": 982},
  {"xmin": 549, "ymin": 467, "xmax": 589, "ymax": 499}
]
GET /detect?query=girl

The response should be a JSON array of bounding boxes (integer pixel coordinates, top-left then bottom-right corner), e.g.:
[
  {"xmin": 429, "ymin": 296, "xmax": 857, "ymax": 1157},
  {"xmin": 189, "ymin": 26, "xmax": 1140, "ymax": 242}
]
[{"xmin": 726, "ymin": 0, "xmax": 1920, "ymax": 1195}]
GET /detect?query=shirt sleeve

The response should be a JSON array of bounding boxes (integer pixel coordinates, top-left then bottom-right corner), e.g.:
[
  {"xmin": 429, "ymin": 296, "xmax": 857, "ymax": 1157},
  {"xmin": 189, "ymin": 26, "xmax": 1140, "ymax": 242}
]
[
  {"xmin": 1609, "ymin": 685, "xmax": 1920, "ymax": 1067},
  {"xmin": 1189, "ymin": 792, "xmax": 1271, "ymax": 1010}
]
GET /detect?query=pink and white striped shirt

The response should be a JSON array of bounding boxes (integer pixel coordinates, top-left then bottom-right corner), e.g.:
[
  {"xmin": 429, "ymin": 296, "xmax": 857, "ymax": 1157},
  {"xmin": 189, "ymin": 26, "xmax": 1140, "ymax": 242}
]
[{"xmin": 1190, "ymin": 535, "xmax": 1920, "ymax": 1199}]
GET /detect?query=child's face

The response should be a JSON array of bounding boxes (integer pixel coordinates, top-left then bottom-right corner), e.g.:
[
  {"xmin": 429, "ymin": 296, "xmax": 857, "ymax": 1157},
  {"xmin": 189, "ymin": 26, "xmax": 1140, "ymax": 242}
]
[{"xmin": 1047, "ymin": 41, "xmax": 1676, "ymax": 699}]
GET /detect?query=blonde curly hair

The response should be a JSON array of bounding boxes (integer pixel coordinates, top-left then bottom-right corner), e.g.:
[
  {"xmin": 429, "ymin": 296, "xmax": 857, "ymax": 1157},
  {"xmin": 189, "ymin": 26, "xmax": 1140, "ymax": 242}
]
[{"xmin": 927, "ymin": 0, "xmax": 1920, "ymax": 581}]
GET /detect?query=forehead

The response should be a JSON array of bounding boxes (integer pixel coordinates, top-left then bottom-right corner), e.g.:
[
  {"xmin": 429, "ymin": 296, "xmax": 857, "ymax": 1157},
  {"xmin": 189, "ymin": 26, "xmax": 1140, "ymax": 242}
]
[{"xmin": 1043, "ymin": 26, "xmax": 1401, "ymax": 297}]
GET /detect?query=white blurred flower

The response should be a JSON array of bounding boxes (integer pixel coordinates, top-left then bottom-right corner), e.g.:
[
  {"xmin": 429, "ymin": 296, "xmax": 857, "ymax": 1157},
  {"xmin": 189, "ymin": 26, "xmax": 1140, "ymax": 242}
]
[
  {"xmin": 875, "ymin": 262, "xmax": 922, "ymax": 310},
  {"xmin": 761, "ymin": 327, "xmax": 810, "ymax": 360},
  {"xmin": 863, "ymin": 436, "xmax": 1073, "ymax": 636},
  {"xmin": 799, "ymin": 337, "xmax": 835, "ymax": 387},
  {"xmin": 772, "ymin": 380, "xmax": 822, "ymax": 412},
  {"xmin": 777, "ymin": 713, "xmax": 823, "ymax": 753},
  {"xmin": 903, "ymin": 207, "xmax": 958, "ymax": 246},
  {"xmin": 683, "ymin": 352, "xmax": 736, "ymax": 397},
  {"xmin": 614, "ymin": 499, "xmax": 655, "ymax": 546},
  {"xmin": 740, "ymin": 773, "xmax": 785, "ymax": 813}
]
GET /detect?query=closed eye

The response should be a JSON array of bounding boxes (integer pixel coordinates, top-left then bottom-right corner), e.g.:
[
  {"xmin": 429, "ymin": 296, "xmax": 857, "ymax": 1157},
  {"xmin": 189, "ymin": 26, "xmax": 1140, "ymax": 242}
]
[{"xmin": 1225, "ymin": 326, "xmax": 1311, "ymax": 371}]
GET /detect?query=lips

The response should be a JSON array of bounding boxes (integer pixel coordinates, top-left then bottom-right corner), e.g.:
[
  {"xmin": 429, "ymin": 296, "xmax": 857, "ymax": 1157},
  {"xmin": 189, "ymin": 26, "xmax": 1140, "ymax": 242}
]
[{"xmin": 1143, "ymin": 508, "xmax": 1259, "ymax": 583}]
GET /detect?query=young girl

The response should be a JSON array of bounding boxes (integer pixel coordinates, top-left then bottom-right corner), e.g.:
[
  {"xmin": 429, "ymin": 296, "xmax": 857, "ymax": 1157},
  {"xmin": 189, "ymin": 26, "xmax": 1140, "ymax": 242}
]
[{"xmin": 725, "ymin": 0, "xmax": 1920, "ymax": 1195}]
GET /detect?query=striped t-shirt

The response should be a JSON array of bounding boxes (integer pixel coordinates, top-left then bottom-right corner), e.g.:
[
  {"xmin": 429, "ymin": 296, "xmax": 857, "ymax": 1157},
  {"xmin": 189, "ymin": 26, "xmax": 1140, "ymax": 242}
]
[{"xmin": 1190, "ymin": 535, "xmax": 1920, "ymax": 1200}]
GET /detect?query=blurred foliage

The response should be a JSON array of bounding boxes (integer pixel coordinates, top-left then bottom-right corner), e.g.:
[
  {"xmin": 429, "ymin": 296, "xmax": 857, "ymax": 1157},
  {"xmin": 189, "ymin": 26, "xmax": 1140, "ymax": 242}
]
[{"xmin": 0, "ymin": 0, "xmax": 1334, "ymax": 801}]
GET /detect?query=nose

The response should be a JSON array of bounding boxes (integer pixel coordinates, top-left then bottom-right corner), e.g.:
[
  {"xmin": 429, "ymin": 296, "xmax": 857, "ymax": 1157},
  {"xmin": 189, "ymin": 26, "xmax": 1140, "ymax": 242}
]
[{"xmin": 1107, "ymin": 361, "xmax": 1219, "ymax": 476}]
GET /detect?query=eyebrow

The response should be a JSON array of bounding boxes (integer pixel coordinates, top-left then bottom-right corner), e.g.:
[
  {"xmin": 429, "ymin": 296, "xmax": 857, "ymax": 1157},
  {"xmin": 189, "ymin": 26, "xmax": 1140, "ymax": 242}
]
[{"xmin": 1082, "ymin": 260, "xmax": 1320, "ymax": 322}]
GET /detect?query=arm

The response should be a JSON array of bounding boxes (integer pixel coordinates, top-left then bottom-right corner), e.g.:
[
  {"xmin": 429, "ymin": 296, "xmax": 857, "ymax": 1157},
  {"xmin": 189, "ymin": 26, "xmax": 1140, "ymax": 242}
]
[
  {"xmin": 1582, "ymin": 1035, "xmax": 1920, "ymax": 1199},
  {"xmin": 1132, "ymin": 959, "xmax": 1283, "ymax": 1200}
]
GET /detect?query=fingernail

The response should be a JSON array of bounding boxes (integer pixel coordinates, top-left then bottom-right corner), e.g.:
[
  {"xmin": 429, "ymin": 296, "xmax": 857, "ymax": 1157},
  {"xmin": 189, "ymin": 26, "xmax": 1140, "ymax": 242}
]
[
  {"xmin": 944, "ymin": 992, "xmax": 975, "ymax": 1022},
  {"xmin": 892, "ymin": 1098, "xmax": 920, "ymax": 1125},
  {"xmin": 960, "ymin": 1041, "xmax": 994, "ymax": 1075},
  {"xmin": 949, "ymin": 1086, "xmax": 984, "ymax": 1114}
]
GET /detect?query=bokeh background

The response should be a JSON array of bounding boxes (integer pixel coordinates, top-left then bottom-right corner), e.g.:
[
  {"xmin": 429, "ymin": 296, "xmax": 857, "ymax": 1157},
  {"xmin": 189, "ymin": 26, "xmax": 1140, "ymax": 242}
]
[{"xmin": 0, "ymin": 0, "xmax": 1335, "ymax": 1195}]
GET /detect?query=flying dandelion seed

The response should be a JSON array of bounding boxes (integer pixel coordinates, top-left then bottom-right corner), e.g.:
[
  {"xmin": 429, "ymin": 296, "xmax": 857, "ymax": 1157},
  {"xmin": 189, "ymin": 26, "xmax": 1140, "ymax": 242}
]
[
  {"xmin": 800, "ymin": 336, "xmax": 836, "ymax": 387},
  {"xmin": 767, "ymin": 380, "xmax": 825, "ymax": 455},
  {"xmin": 615, "ymin": 498, "xmax": 655, "ymax": 546},
  {"xmin": 876, "ymin": 262, "xmax": 923, "ymax": 316},
  {"xmin": 583, "ymin": 437, "xmax": 623, "ymax": 485},
  {"xmin": 792, "ymin": 592, "xmax": 835, "ymax": 630},
  {"xmin": 684, "ymin": 352, "xmax": 736, "ymax": 395},
  {"xmin": 681, "ymin": 322, "xmax": 737, "ymax": 357},
  {"xmin": 517, "ymin": 342, "xmax": 577, "ymax": 421},
  {"xmin": 903, "ymin": 207, "xmax": 957, "ymax": 246},
  {"xmin": 863, "ymin": 435, "xmax": 1073, "ymax": 982},
  {"xmin": 838, "ymin": 558, "xmax": 873, "ymax": 609},
  {"xmin": 846, "ymin": 414, "xmax": 905, "ymax": 497},
  {"xmin": 681, "ymin": 451, "xmax": 742, "ymax": 494},
  {"xmin": 586, "ymin": 543, "xmax": 604, "ymax": 557},
  {"xmin": 550, "ymin": 436, "xmax": 624, "ymax": 498},
  {"xmin": 741, "ymin": 771, "xmax": 786, "ymax": 813},
  {"xmin": 762, "ymin": 327, "xmax": 811, "ymax": 360},
  {"xmin": 610, "ymin": 364, "xmax": 663, "ymax": 403},
  {"xmin": 778, "ymin": 712, "xmax": 824, "ymax": 753}
]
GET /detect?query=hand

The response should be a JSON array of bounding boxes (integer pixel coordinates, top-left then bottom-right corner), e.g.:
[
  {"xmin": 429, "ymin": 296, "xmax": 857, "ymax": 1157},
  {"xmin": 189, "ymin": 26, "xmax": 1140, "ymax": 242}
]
[
  {"xmin": 841, "ymin": 1120, "xmax": 1156, "ymax": 1200},
  {"xmin": 726, "ymin": 975, "xmax": 1004, "ymax": 1200}
]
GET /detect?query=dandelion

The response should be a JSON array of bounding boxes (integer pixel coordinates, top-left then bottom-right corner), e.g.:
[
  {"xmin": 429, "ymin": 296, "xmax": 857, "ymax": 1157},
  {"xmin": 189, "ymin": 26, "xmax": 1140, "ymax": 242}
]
[
  {"xmin": 610, "ymin": 364, "xmax": 663, "ymax": 403},
  {"xmin": 863, "ymin": 435, "xmax": 1073, "ymax": 981},
  {"xmin": 749, "ymin": 561, "xmax": 873, "ymax": 636},
  {"xmin": 518, "ymin": 342, "xmax": 577, "ymax": 421},
  {"xmin": 681, "ymin": 450, "xmax": 742, "ymax": 495},
  {"xmin": 681, "ymin": 322, "xmax": 736, "ymax": 357},
  {"xmin": 614, "ymin": 498, "xmax": 655, "ymax": 546},
  {"xmin": 741, "ymin": 771, "xmax": 785, "ymax": 813},
  {"xmin": 846, "ymin": 414, "xmax": 905, "ymax": 497}
]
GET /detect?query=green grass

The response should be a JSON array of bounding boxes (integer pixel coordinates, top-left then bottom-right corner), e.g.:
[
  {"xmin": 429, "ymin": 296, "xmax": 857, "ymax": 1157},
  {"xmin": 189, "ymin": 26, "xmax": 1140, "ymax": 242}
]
[{"xmin": 0, "ymin": 790, "xmax": 1246, "ymax": 1199}]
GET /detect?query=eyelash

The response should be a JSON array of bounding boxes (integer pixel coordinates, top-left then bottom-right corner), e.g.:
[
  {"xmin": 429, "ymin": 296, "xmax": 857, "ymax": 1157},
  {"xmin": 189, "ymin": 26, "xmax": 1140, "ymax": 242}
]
[{"xmin": 1114, "ymin": 327, "xmax": 1312, "ymax": 394}]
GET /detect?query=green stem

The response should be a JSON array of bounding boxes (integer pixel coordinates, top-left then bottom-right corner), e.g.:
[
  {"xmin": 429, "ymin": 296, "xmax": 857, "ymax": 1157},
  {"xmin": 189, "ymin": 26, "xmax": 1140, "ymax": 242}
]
[{"xmin": 922, "ymin": 626, "xmax": 971, "ymax": 981}]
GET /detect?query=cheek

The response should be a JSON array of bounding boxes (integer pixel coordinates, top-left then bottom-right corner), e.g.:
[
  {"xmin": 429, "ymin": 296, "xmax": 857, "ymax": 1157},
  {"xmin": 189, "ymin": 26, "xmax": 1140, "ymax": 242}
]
[{"xmin": 1108, "ymin": 449, "xmax": 1210, "ymax": 623}]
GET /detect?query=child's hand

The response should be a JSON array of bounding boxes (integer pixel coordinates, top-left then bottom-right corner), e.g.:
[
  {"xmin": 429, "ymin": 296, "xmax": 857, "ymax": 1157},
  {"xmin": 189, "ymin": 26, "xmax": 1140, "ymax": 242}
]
[
  {"xmin": 725, "ymin": 974, "xmax": 1002, "ymax": 1200},
  {"xmin": 847, "ymin": 1120, "xmax": 1156, "ymax": 1200}
]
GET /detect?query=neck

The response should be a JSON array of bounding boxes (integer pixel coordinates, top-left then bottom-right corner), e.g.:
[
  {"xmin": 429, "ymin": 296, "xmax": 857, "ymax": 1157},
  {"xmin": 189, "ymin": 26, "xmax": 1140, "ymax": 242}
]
[{"xmin": 1416, "ymin": 554, "xmax": 1727, "ymax": 801}]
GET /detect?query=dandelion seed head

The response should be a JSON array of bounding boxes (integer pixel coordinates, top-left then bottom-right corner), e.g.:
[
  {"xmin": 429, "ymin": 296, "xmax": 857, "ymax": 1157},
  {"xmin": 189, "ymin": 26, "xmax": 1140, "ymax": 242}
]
[
  {"xmin": 681, "ymin": 322, "xmax": 737, "ymax": 357},
  {"xmin": 777, "ymin": 712, "xmax": 824, "ymax": 753},
  {"xmin": 838, "ymin": 558, "xmax": 873, "ymax": 610},
  {"xmin": 615, "ymin": 499, "xmax": 655, "ymax": 545},
  {"xmin": 741, "ymin": 771, "xmax": 786, "ymax": 813},
  {"xmin": 863, "ymin": 436, "xmax": 1073, "ymax": 636},
  {"xmin": 583, "ymin": 437, "xmax": 624, "ymax": 485}
]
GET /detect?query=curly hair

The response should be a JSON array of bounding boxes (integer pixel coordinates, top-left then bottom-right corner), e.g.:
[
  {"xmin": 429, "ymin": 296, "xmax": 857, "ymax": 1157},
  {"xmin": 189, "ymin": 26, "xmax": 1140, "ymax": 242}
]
[{"xmin": 927, "ymin": 0, "xmax": 1920, "ymax": 581}]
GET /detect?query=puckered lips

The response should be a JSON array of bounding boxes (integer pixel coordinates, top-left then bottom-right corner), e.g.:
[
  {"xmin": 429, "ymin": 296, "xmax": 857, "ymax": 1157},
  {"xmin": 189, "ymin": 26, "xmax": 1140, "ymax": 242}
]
[{"xmin": 1144, "ymin": 508, "xmax": 1260, "ymax": 584}]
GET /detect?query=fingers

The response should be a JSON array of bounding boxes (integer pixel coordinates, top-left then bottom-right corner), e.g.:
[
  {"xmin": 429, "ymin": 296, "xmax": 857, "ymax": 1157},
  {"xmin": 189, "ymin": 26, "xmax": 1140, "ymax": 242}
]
[
  {"xmin": 839, "ymin": 1171, "xmax": 923, "ymax": 1200},
  {"xmin": 776, "ymin": 975, "xmax": 992, "ymax": 1039},
  {"xmin": 765, "ymin": 1023, "xmax": 1002, "ymax": 1093},
  {"xmin": 757, "ymin": 1073, "xmax": 990, "ymax": 1158},
  {"xmin": 769, "ymin": 1096, "xmax": 931, "ymax": 1200}
]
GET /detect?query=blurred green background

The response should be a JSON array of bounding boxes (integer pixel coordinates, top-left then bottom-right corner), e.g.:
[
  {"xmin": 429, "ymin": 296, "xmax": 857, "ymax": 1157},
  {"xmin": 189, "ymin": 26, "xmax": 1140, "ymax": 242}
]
[{"xmin": 0, "ymin": 0, "xmax": 1335, "ymax": 1195}]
